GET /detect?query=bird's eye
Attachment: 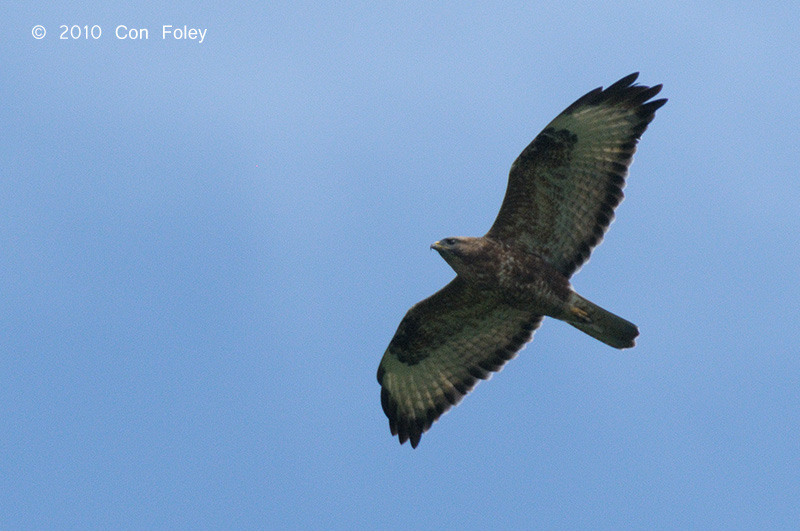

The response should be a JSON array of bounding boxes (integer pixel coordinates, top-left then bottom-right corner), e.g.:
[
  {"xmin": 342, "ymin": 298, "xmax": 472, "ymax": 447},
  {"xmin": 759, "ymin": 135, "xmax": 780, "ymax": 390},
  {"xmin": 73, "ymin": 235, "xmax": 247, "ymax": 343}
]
[{"xmin": 444, "ymin": 238, "xmax": 456, "ymax": 245}]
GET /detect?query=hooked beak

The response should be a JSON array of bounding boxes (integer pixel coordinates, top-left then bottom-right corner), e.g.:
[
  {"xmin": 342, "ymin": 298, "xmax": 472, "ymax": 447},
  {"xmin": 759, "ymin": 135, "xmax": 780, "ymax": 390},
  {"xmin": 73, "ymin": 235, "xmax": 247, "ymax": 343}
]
[{"xmin": 430, "ymin": 241, "xmax": 443, "ymax": 251}]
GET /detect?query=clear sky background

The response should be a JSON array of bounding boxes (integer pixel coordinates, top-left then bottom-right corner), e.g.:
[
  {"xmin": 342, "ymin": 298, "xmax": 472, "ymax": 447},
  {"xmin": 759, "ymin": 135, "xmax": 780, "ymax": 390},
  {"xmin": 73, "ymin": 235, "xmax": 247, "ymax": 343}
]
[{"xmin": 3, "ymin": 2, "xmax": 798, "ymax": 529}]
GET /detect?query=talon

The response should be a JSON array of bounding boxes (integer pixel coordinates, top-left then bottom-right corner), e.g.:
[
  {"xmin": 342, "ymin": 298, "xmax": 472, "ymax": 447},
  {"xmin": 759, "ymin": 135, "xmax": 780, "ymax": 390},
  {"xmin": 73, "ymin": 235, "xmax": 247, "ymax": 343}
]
[{"xmin": 570, "ymin": 306, "xmax": 590, "ymax": 322}]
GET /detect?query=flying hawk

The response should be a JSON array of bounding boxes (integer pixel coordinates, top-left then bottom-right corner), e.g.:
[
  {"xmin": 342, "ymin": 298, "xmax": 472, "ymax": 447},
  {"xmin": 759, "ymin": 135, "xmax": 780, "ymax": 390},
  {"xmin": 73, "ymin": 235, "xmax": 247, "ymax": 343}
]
[{"xmin": 377, "ymin": 73, "xmax": 666, "ymax": 448}]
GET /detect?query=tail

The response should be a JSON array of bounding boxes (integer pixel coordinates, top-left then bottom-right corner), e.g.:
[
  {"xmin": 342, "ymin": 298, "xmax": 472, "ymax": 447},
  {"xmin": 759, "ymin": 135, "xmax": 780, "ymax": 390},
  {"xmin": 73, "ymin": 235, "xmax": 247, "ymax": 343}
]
[{"xmin": 565, "ymin": 293, "xmax": 639, "ymax": 349}]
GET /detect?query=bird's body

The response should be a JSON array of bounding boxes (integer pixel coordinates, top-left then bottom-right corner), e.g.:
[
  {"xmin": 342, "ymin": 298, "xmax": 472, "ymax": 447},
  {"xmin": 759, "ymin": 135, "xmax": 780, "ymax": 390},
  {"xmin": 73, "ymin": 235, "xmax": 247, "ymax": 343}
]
[
  {"xmin": 378, "ymin": 73, "xmax": 666, "ymax": 448},
  {"xmin": 433, "ymin": 237, "xmax": 571, "ymax": 316}
]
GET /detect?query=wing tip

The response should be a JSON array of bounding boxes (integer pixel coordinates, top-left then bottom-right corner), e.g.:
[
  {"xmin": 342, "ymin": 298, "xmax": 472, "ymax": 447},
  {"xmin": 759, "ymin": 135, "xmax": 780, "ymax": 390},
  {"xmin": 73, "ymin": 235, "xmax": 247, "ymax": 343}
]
[
  {"xmin": 380, "ymin": 384, "xmax": 443, "ymax": 450},
  {"xmin": 563, "ymin": 72, "xmax": 666, "ymax": 115}
]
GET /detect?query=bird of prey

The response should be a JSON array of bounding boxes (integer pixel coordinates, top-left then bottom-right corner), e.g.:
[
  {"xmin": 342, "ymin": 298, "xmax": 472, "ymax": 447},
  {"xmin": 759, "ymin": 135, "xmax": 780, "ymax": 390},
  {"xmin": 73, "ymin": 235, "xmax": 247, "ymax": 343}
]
[{"xmin": 377, "ymin": 73, "xmax": 666, "ymax": 448}]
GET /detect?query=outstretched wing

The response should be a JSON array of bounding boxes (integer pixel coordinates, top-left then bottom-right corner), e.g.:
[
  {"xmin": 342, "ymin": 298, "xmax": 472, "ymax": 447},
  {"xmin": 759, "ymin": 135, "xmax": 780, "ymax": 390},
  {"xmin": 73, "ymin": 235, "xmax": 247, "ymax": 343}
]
[
  {"xmin": 377, "ymin": 277, "xmax": 542, "ymax": 448},
  {"xmin": 486, "ymin": 73, "xmax": 667, "ymax": 276}
]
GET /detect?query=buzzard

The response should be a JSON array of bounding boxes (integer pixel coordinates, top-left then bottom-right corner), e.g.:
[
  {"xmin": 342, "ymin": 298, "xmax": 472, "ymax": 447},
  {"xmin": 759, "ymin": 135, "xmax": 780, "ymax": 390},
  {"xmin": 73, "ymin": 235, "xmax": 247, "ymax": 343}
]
[{"xmin": 377, "ymin": 73, "xmax": 666, "ymax": 448}]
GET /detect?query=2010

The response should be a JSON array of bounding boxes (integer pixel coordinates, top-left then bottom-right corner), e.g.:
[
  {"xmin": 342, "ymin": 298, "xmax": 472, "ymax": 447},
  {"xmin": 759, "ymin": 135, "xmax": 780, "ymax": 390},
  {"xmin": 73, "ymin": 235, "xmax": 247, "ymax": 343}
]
[{"xmin": 60, "ymin": 25, "xmax": 102, "ymax": 39}]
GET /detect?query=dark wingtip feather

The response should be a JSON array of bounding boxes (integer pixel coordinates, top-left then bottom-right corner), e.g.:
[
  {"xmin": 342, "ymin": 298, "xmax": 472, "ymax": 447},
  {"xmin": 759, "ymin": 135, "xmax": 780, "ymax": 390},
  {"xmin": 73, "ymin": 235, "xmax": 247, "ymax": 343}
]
[
  {"xmin": 591, "ymin": 73, "xmax": 638, "ymax": 98},
  {"xmin": 563, "ymin": 73, "xmax": 667, "ymax": 116},
  {"xmin": 644, "ymin": 98, "xmax": 668, "ymax": 114},
  {"xmin": 633, "ymin": 84, "xmax": 663, "ymax": 104},
  {"xmin": 611, "ymin": 72, "xmax": 640, "ymax": 88}
]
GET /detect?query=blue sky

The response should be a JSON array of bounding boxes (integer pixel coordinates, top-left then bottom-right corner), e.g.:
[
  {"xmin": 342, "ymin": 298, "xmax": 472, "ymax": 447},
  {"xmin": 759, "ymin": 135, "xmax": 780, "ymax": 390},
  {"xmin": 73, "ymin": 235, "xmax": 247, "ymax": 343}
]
[{"xmin": 3, "ymin": 2, "xmax": 799, "ymax": 529}]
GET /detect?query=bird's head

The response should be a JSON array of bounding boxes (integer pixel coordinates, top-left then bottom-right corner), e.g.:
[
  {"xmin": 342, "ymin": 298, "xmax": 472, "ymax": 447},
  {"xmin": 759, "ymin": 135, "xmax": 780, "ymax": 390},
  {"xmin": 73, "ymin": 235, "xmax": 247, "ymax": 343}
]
[{"xmin": 430, "ymin": 236, "xmax": 484, "ymax": 276}]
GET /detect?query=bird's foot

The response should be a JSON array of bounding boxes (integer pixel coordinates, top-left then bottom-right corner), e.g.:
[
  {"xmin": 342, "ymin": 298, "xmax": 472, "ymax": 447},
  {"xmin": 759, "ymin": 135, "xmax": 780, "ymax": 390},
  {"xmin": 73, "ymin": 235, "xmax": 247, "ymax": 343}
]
[{"xmin": 569, "ymin": 306, "xmax": 591, "ymax": 323}]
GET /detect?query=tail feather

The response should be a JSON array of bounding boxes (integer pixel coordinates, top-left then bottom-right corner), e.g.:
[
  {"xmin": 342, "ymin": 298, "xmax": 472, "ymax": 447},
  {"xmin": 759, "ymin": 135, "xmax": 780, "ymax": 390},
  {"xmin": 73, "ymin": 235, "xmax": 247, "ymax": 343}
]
[{"xmin": 566, "ymin": 293, "xmax": 639, "ymax": 349}]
